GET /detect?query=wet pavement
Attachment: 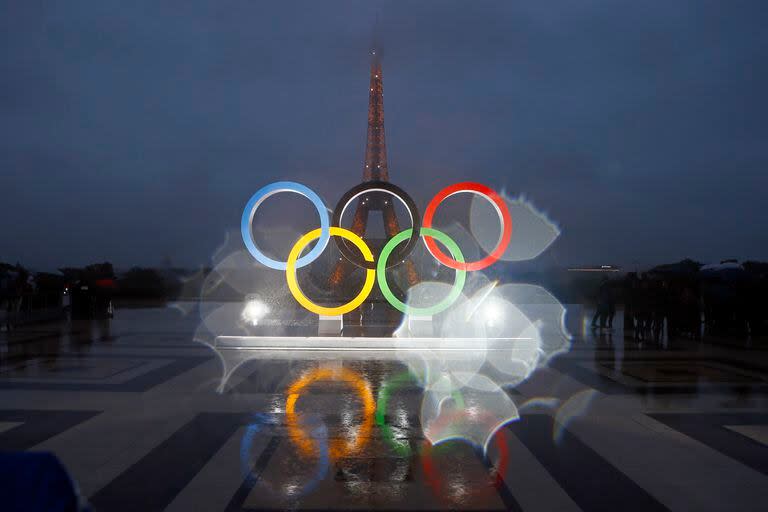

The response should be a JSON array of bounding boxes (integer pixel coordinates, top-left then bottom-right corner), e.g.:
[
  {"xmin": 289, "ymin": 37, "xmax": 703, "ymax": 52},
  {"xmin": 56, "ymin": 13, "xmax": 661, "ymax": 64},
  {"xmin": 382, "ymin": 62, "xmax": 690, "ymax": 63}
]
[{"xmin": 1, "ymin": 304, "xmax": 767, "ymax": 511}]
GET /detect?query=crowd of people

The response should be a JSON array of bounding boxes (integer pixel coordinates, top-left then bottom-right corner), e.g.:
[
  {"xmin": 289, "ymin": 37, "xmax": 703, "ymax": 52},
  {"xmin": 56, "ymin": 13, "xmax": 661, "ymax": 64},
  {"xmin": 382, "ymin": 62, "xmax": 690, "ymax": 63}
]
[
  {"xmin": 591, "ymin": 261, "xmax": 768, "ymax": 341},
  {"xmin": 0, "ymin": 265, "xmax": 36, "ymax": 329},
  {"xmin": 1, "ymin": 263, "xmax": 116, "ymax": 329}
]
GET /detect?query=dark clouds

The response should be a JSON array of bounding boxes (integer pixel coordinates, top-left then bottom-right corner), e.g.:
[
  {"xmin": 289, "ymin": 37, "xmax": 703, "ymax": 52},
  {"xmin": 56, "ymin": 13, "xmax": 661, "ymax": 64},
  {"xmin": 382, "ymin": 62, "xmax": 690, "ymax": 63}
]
[{"xmin": 1, "ymin": 0, "xmax": 767, "ymax": 269}]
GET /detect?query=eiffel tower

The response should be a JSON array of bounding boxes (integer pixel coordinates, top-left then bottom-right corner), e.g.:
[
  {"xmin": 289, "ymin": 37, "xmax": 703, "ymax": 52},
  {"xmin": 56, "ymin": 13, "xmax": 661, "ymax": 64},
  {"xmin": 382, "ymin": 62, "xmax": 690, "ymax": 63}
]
[{"xmin": 328, "ymin": 48, "xmax": 419, "ymax": 300}]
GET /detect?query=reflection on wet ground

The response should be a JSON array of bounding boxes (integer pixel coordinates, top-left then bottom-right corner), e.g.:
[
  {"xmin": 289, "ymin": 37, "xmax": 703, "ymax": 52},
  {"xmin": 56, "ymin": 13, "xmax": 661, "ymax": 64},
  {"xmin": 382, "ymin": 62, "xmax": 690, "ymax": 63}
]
[{"xmin": 1, "ymin": 304, "xmax": 767, "ymax": 511}]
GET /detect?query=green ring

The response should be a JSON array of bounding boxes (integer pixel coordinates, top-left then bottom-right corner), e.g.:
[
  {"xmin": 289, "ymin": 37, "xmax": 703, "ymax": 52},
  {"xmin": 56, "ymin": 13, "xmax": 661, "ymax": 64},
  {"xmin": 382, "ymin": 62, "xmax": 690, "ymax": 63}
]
[
  {"xmin": 376, "ymin": 371, "xmax": 465, "ymax": 457},
  {"xmin": 377, "ymin": 228, "xmax": 466, "ymax": 316}
]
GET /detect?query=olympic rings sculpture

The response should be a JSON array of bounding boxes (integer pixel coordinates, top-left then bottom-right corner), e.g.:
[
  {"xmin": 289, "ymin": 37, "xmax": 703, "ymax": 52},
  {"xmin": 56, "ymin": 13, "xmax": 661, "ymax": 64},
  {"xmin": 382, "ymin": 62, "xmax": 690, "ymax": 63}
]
[{"xmin": 241, "ymin": 180, "xmax": 512, "ymax": 316}]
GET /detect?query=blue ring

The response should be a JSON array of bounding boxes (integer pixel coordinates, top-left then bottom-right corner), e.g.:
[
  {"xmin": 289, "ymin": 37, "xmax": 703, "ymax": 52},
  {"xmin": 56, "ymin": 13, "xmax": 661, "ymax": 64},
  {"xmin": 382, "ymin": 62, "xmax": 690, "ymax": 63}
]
[{"xmin": 241, "ymin": 181, "xmax": 330, "ymax": 270}]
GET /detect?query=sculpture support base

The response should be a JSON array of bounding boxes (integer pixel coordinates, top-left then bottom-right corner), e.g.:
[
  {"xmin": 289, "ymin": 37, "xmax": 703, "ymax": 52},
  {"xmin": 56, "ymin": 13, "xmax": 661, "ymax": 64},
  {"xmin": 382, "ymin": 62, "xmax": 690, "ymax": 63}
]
[
  {"xmin": 214, "ymin": 335, "xmax": 530, "ymax": 351},
  {"xmin": 318, "ymin": 315, "xmax": 343, "ymax": 335},
  {"xmin": 212, "ymin": 335, "xmax": 535, "ymax": 392},
  {"xmin": 408, "ymin": 315, "xmax": 433, "ymax": 337}
]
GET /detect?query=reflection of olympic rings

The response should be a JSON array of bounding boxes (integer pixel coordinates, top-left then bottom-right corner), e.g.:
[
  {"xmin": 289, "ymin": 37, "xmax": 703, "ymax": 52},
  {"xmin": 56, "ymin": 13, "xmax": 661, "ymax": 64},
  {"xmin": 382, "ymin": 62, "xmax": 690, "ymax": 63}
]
[
  {"xmin": 286, "ymin": 227, "xmax": 376, "ymax": 316},
  {"xmin": 378, "ymin": 228, "xmax": 466, "ymax": 315},
  {"xmin": 332, "ymin": 181, "xmax": 421, "ymax": 270},
  {"xmin": 422, "ymin": 409, "xmax": 510, "ymax": 501},
  {"xmin": 241, "ymin": 181, "xmax": 330, "ymax": 270},
  {"xmin": 285, "ymin": 367, "xmax": 375, "ymax": 460},
  {"xmin": 376, "ymin": 371, "xmax": 464, "ymax": 457},
  {"xmin": 241, "ymin": 180, "xmax": 511, "ymax": 315},
  {"xmin": 423, "ymin": 182, "xmax": 512, "ymax": 271},
  {"xmin": 239, "ymin": 414, "xmax": 329, "ymax": 499}
]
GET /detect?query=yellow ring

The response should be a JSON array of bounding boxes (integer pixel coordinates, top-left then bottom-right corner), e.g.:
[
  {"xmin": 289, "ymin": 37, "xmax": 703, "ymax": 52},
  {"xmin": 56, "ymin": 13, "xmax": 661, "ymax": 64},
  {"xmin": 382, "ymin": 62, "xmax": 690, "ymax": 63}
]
[{"xmin": 286, "ymin": 227, "xmax": 375, "ymax": 316}]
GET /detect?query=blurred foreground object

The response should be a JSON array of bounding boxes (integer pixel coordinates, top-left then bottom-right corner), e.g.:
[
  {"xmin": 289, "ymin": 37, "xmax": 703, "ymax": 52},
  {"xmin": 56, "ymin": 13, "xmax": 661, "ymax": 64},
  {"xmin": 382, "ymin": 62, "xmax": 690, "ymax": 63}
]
[{"xmin": 0, "ymin": 452, "xmax": 90, "ymax": 512}]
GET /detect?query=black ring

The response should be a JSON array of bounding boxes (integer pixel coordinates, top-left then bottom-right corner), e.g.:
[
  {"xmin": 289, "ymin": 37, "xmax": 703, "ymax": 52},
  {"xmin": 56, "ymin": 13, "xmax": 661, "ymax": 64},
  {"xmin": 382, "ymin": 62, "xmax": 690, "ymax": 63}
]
[{"xmin": 332, "ymin": 181, "xmax": 421, "ymax": 270}]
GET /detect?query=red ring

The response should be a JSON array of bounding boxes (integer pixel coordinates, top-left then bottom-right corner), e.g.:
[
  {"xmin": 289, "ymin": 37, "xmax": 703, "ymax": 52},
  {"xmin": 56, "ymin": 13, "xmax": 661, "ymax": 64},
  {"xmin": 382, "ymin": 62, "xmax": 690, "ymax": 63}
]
[{"xmin": 422, "ymin": 182, "xmax": 512, "ymax": 271}]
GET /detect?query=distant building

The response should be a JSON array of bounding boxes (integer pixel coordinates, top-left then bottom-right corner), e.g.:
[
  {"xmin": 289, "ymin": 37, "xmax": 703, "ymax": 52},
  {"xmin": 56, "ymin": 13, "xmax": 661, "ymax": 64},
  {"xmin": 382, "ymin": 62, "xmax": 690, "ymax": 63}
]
[{"xmin": 567, "ymin": 265, "xmax": 621, "ymax": 273}]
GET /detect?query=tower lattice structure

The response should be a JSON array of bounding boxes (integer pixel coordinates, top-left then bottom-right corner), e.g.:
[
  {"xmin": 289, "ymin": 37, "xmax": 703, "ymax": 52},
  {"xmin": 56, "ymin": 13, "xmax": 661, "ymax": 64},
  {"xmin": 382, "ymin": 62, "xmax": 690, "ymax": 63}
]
[{"xmin": 329, "ymin": 50, "xmax": 419, "ymax": 291}]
